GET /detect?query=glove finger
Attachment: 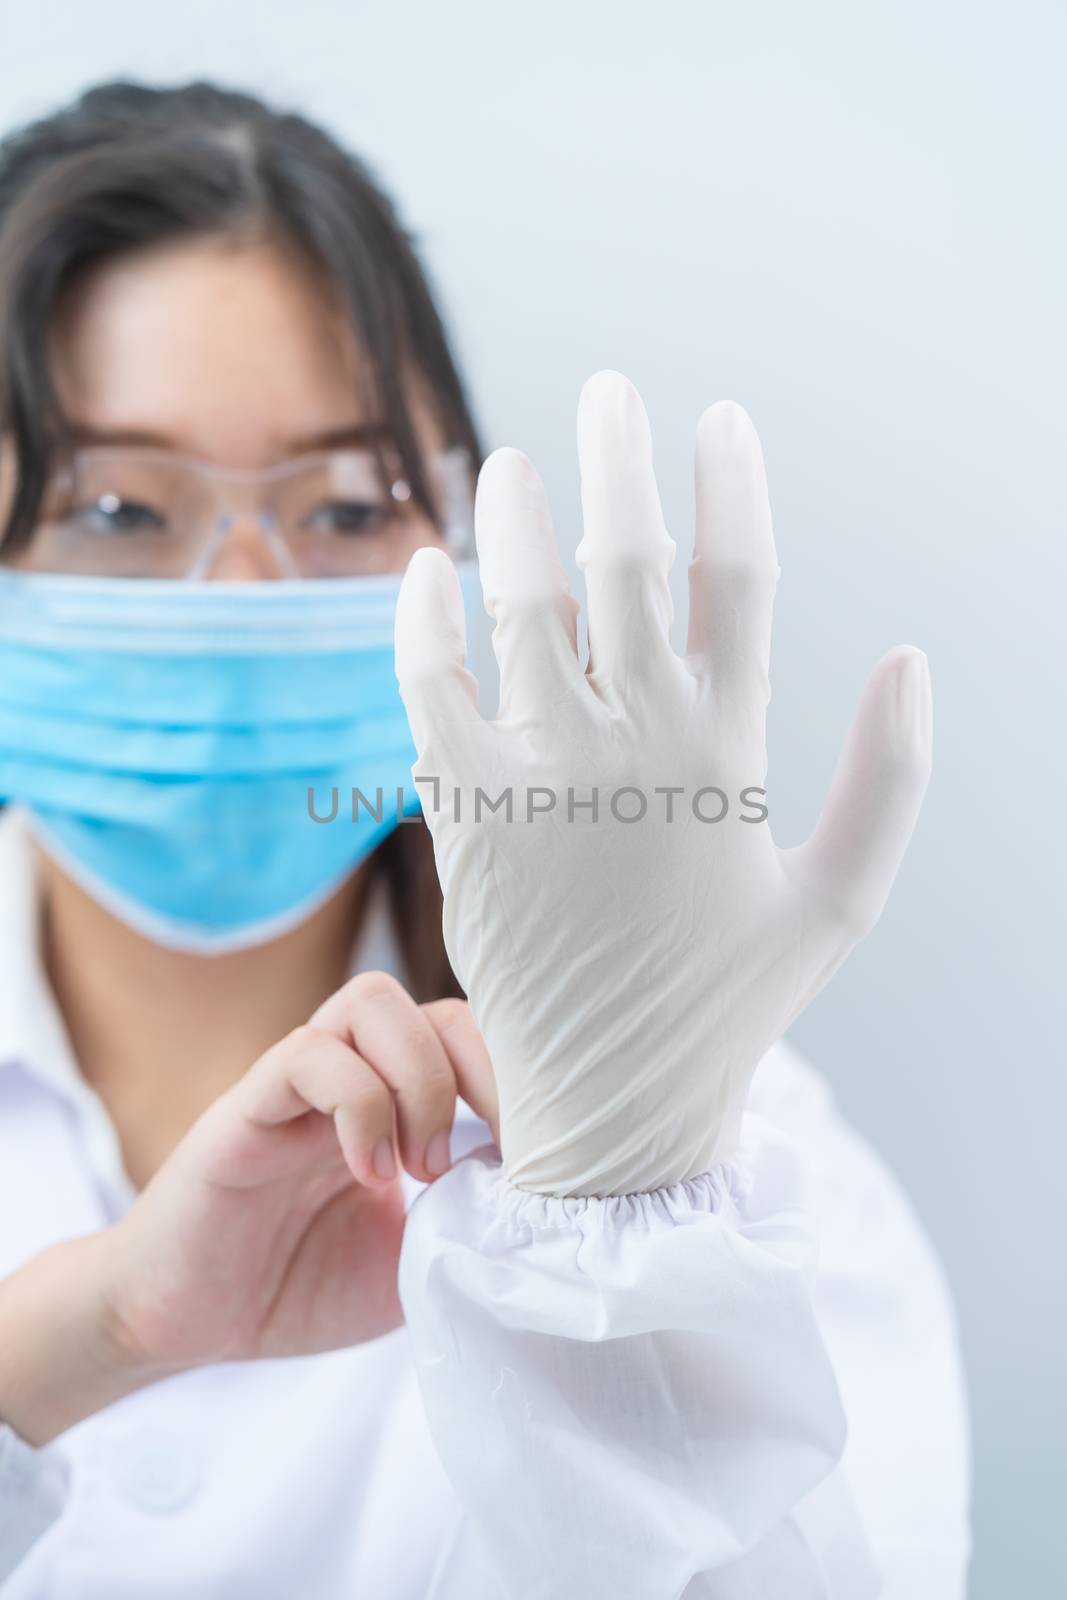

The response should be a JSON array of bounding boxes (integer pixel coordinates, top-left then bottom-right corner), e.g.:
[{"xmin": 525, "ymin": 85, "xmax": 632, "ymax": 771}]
[
  {"xmin": 686, "ymin": 400, "xmax": 780, "ymax": 715},
  {"xmin": 574, "ymin": 370, "xmax": 678, "ymax": 700},
  {"xmin": 780, "ymin": 645, "xmax": 933, "ymax": 940},
  {"xmin": 394, "ymin": 547, "xmax": 492, "ymax": 794},
  {"xmin": 474, "ymin": 447, "xmax": 586, "ymax": 728}
]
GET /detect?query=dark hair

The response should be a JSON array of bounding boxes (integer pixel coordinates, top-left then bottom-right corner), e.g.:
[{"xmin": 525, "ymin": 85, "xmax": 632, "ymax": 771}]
[{"xmin": 0, "ymin": 78, "xmax": 478, "ymax": 1000}]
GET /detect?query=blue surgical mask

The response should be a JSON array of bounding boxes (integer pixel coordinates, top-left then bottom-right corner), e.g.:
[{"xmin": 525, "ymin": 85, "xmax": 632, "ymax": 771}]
[{"xmin": 0, "ymin": 562, "xmax": 481, "ymax": 952}]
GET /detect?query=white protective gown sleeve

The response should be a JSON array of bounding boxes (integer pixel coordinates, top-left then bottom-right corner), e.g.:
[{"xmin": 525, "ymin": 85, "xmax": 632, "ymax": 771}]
[
  {"xmin": 394, "ymin": 370, "xmax": 933, "ymax": 1596},
  {"xmin": 399, "ymin": 1119, "xmax": 882, "ymax": 1600}
]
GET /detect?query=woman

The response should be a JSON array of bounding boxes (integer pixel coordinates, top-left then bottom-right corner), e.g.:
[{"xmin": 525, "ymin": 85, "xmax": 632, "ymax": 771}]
[{"xmin": 0, "ymin": 80, "xmax": 970, "ymax": 1598}]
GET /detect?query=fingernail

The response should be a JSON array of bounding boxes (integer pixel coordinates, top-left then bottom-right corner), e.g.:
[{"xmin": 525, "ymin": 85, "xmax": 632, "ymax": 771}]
[
  {"xmin": 372, "ymin": 1138, "xmax": 396, "ymax": 1180},
  {"xmin": 424, "ymin": 1129, "xmax": 452, "ymax": 1177}
]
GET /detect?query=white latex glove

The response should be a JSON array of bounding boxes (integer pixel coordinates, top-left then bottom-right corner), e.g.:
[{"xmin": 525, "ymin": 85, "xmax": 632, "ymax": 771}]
[{"xmin": 395, "ymin": 371, "xmax": 932, "ymax": 1197}]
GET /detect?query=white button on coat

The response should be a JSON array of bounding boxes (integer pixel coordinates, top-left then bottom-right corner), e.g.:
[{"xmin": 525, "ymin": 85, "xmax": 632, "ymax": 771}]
[{"xmin": 109, "ymin": 1424, "xmax": 203, "ymax": 1514}]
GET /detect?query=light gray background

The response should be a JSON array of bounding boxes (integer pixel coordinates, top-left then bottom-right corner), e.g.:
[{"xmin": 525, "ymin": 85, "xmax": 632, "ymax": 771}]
[{"xmin": 2, "ymin": 1, "xmax": 1063, "ymax": 1591}]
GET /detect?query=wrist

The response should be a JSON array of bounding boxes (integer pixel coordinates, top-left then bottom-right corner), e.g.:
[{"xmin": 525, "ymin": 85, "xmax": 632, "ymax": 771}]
[
  {"xmin": 500, "ymin": 1103, "xmax": 746, "ymax": 1199},
  {"xmin": 0, "ymin": 1231, "xmax": 183, "ymax": 1447}
]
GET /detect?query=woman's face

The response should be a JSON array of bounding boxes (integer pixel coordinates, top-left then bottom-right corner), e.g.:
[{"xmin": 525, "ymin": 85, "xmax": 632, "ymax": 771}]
[{"xmin": 2, "ymin": 232, "xmax": 448, "ymax": 579}]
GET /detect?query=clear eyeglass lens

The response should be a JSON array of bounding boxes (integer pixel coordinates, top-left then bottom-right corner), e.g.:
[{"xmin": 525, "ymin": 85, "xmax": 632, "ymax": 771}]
[
  {"xmin": 274, "ymin": 453, "xmax": 422, "ymax": 577},
  {"xmin": 38, "ymin": 455, "xmax": 199, "ymax": 577}
]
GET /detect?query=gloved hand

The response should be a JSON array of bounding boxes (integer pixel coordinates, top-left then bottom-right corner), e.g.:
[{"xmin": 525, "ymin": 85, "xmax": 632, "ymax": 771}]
[{"xmin": 394, "ymin": 371, "xmax": 932, "ymax": 1197}]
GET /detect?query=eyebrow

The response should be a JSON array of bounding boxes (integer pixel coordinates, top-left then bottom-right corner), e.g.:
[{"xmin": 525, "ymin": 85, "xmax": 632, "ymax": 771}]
[{"xmin": 63, "ymin": 420, "xmax": 389, "ymax": 453}]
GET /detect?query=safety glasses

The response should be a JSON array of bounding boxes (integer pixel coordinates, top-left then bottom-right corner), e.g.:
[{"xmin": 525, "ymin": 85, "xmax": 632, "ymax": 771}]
[{"xmin": 8, "ymin": 444, "xmax": 475, "ymax": 579}]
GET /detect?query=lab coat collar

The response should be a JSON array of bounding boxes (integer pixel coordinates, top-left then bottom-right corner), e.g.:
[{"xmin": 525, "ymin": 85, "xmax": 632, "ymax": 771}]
[{"xmin": 0, "ymin": 804, "xmax": 88, "ymax": 1109}]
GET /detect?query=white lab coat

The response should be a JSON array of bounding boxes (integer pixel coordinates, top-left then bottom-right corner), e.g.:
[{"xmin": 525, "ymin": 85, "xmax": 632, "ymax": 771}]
[{"xmin": 0, "ymin": 806, "xmax": 971, "ymax": 1597}]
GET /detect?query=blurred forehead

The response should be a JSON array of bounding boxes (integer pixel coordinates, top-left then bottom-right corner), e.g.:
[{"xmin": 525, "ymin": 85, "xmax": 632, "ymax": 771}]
[{"xmin": 47, "ymin": 233, "xmax": 371, "ymax": 468}]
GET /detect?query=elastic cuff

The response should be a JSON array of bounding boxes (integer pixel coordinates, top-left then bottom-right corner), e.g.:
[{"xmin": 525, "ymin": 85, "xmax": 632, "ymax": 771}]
[{"xmin": 463, "ymin": 1141, "xmax": 755, "ymax": 1232}]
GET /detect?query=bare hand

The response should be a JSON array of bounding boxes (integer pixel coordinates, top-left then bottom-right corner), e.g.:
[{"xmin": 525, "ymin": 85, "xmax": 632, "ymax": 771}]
[{"xmin": 99, "ymin": 978, "xmax": 497, "ymax": 1371}]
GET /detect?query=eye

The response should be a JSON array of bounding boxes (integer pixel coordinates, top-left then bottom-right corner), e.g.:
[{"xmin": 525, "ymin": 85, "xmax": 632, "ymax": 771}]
[
  {"xmin": 71, "ymin": 494, "xmax": 167, "ymax": 537},
  {"xmin": 302, "ymin": 500, "xmax": 392, "ymax": 537}
]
